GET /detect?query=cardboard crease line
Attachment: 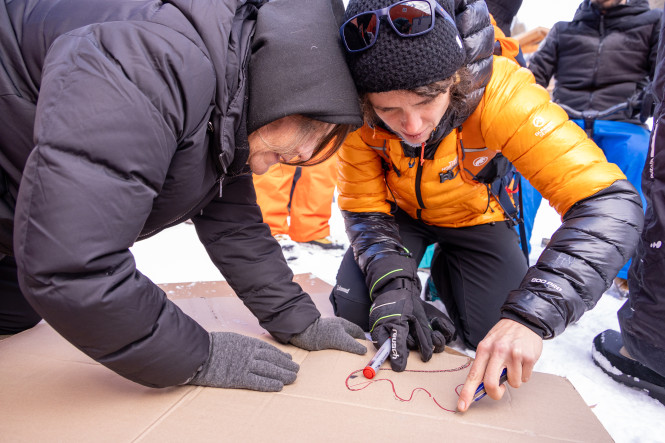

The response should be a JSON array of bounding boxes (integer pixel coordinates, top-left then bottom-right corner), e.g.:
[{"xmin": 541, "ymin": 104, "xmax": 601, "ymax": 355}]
[{"xmin": 131, "ymin": 386, "xmax": 203, "ymax": 442}]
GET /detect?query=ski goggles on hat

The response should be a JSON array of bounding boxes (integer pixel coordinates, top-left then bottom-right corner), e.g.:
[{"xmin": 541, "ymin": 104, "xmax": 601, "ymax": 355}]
[{"xmin": 340, "ymin": 0, "xmax": 456, "ymax": 53}]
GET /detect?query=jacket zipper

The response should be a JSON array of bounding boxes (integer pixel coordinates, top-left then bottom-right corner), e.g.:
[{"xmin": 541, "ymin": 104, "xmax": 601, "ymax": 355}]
[
  {"xmin": 590, "ymin": 14, "xmax": 606, "ymax": 105},
  {"xmin": 415, "ymin": 142, "xmax": 426, "ymax": 219}
]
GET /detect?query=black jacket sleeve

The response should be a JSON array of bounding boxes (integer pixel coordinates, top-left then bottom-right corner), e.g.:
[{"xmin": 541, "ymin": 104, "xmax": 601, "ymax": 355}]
[
  {"xmin": 193, "ymin": 173, "xmax": 320, "ymax": 342},
  {"xmin": 501, "ymin": 180, "xmax": 644, "ymax": 338},
  {"xmin": 342, "ymin": 210, "xmax": 421, "ymax": 300},
  {"xmin": 527, "ymin": 23, "xmax": 560, "ymax": 88},
  {"xmin": 14, "ymin": 24, "xmax": 213, "ymax": 388},
  {"xmin": 455, "ymin": 0, "xmax": 495, "ymax": 116},
  {"xmin": 639, "ymin": 14, "xmax": 663, "ymax": 121}
]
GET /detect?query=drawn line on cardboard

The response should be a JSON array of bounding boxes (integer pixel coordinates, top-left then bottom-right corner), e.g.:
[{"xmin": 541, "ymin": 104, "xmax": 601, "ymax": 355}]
[{"xmin": 345, "ymin": 359, "xmax": 472, "ymax": 412}]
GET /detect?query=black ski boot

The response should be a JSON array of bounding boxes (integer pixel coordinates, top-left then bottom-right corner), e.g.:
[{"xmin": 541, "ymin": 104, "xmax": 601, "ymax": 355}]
[{"xmin": 592, "ymin": 329, "xmax": 665, "ymax": 405}]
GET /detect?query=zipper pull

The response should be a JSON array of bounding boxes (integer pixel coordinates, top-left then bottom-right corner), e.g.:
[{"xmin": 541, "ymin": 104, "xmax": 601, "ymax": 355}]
[{"xmin": 420, "ymin": 142, "xmax": 425, "ymax": 166}]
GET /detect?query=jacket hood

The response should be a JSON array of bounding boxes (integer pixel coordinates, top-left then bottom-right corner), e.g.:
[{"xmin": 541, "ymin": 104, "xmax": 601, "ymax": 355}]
[
  {"xmin": 247, "ymin": 0, "xmax": 363, "ymax": 133},
  {"xmin": 166, "ymin": 0, "xmax": 259, "ymax": 176},
  {"xmin": 575, "ymin": 0, "xmax": 650, "ymax": 21}
]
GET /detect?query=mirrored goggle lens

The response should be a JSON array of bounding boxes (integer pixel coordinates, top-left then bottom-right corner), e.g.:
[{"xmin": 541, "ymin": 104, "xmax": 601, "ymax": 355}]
[
  {"xmin": 388, "ymin": 0, "xmax": 434, "ymax": 36},
  {"xmin": 342, "ymin": 13, "xmax": 379, "ymax": 51}
]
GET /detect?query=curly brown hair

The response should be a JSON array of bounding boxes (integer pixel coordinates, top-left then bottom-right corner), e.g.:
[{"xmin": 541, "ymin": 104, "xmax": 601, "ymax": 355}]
[{"xmin": 359, "ymin": 67, "xmax": 473, "ymax": 127}]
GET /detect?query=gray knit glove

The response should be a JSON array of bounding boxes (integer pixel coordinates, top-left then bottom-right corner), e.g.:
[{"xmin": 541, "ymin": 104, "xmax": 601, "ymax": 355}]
[
  {"xmin": 188, "ymin": 332, "xmax": 299, "ymax": 392},
  {"xmin": 289, "ymin": 317, "xmax": 368, "ymax": 355}
]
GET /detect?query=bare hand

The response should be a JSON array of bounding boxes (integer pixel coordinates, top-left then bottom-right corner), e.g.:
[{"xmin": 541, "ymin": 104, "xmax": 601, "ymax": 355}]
[{"xmin": 456, "ymin": 319, "xmax": 543, "ymax": 412}]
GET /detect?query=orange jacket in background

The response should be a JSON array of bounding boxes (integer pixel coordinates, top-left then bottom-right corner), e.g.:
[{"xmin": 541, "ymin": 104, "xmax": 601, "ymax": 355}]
[
  {"xmin": 491, "ymin": 14, "xmax": 521, "ymax": 63},
  {"xmin": 253, "ymin": 157, "xmax": 338, "ymax": 242}
]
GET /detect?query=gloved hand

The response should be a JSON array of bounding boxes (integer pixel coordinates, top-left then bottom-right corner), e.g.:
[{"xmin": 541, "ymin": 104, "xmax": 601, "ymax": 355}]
[
  {"xmin": 289, "ymin": 317, "xmax": 367, "ymax": 355},
  {"xmin": 421, "ymin": 301, "xmax": 456, "ymax": 352},
  {"xmin": 627, "ymin": 89, "xmax": 643, "ymax": 119},
  {"xmin": 188, "ymin": 332, "xmax": 299, "ymax": 392},
  {"xmin": 368, "ymin": 290, "xmax": 448, "ymax": 371},
  {"xmin": 627, "ymin": 85, "xmax": 656, "ymax": 123}
]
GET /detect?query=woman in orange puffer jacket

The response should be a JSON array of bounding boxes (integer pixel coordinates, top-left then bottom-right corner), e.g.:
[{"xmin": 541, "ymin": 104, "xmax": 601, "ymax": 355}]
[{"xmin": 331, "ymin": 0, "xmax": 643, "ymax": 411}]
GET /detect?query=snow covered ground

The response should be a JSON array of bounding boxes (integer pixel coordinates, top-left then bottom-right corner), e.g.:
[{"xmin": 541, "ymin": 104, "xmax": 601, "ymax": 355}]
[{"xmin": 132, "ymin": 198, "xmax": 665, "ymax": 443}]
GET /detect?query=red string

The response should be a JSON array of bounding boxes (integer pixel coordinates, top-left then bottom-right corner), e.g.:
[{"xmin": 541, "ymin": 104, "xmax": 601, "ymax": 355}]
[{"xmin": 344, "ymin": 359, "xmax": 472, "ymax": 413}]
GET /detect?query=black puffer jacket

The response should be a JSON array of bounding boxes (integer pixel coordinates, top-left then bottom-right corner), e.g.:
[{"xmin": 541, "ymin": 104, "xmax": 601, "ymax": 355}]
[
  {"xmin": 528, "ymin": 0, "xmax": 661, "ymax": 125},
  {"xmin": 0, "ymin": 0, "xmax": 361, "ymax": 387}
]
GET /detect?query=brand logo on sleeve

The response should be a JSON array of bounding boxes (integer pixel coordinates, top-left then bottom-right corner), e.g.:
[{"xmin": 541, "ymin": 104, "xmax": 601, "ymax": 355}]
[
  {"xmin": 530, "ymin": 278, "xmax": 563, "ymax": 292},
  {"xmin": 533, "ymin": 116, "xmax": 555, "ymax": 137},
  {"xmin": 473, "ymin": 156, "xmax": 489, "ymax": 167}
]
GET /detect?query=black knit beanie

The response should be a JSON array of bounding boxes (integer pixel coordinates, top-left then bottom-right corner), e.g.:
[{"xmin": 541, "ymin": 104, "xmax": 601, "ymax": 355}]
[{"xmin": 344, "ymin": 0, "xmax": 465, "ymax": 93}]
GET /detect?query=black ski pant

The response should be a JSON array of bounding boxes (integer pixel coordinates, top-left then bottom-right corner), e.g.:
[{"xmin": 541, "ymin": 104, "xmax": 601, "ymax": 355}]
[
  {"xmin": 621, "ymin": 44, "xmax": 665, "ymax": 376},
  {"xmin": 330, "ymin": 209, "xmax": 528, "ymax": 349},
  {"xmin": 0, "ymin": 255, "xmax": 41, "ymax": 334}
]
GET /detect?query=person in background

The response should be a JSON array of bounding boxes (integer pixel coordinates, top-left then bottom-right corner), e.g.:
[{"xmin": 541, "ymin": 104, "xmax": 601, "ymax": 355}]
[
  {"xmin": 485, "ymin": 0, "xmax": 523, "ymax": 36},
  {"xmin": 527, "ymin": 0, "xmax": 661, "ymax": 296},
  {"xmin": 592, "ymin": 15, "xmax": 665, "ymax": 406},
  {"xmin": 253, "ymin": 157, "xmax": 344, "ymax": 262},
  {"xmin": 0, "ymin": 0, "xmax": 368, "ymax": 391},
  {"xmin": 332, "ymin": 0, "xmax": 643, "ymax": 412}
]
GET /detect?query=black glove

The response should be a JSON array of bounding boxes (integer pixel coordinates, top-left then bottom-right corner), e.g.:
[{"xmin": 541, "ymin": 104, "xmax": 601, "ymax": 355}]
[
  {"xmin": 188, "ymin": 332, "xmax": 299, "ymax": 392},
  {"xmin": 421, "ymin": 301, "xmax": 456, "ymax": 352},
  {"xmin": 627, "ymin": 85, "xmax": 655, "ymax": 123},
  {"xmin": 627, "ymin": 89, "xmax": 643, "ymax": 119},
  {"xmin": 368, "ymin": 289, "xmax": 437, "ymax": 371}
]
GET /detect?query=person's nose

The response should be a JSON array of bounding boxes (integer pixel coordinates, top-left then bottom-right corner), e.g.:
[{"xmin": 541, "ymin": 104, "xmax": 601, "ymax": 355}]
[
  {"xmin": 279, "ymin": 145, "xmax": 313, "ymax": 164},
  {"xmin": 294, "ymin": 141, "xmax": 315, "ymax": 163},
  {"xmin": 401, "ymin": 110, "xmax": 422, "ymax": 134},
  {"xmin": 299, "ymin": 146, "xmax": 314, "ymax": 162}
]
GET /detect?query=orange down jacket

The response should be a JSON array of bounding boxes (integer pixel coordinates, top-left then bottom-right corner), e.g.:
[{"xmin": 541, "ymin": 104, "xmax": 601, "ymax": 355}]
[
  {"xmin": 338, "ymin": 56, "xmax": 626, "ymax": 226},
  {"xmin": 337, "ymin": 56, "xmax": 644, "ymax": 339}
]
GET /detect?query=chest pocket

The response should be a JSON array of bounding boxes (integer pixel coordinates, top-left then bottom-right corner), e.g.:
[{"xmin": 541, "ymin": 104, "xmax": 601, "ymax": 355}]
[{"xmin": 456, "ymin": 125, "xmax": 528, "ymax": 261}]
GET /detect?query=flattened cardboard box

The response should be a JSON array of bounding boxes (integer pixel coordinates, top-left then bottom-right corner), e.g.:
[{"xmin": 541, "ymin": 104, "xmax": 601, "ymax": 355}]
[{"xmin": 0, "ymin": 274, "xmax": 611, "ymax": 442}]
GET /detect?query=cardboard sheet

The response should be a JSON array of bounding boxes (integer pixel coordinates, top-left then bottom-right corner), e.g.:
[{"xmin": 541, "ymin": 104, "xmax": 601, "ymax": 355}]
[{"xmin": 0, "ymin": 274, "xmax": 612, "ymax": 442}]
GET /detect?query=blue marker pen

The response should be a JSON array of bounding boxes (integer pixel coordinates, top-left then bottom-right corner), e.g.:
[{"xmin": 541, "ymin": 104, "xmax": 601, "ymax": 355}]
[
  {"xmin": 363, "ymin": 339, "xmax": 391, "ymax": 379},
  {"xmin": 473, "ymin": 368, "xmax": 508, "ymax": 402}
]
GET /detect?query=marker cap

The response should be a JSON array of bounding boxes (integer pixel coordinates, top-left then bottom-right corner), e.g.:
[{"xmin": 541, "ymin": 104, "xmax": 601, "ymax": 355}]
[{"xmin": 363, "ymin": 367, "xmax": 376, "ymax": 379}]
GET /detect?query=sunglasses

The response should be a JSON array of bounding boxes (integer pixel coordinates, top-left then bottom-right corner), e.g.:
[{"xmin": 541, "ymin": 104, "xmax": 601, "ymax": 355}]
[{"xmin": 340, "ymin": 0, "xmax": 456, "ymax": 53}]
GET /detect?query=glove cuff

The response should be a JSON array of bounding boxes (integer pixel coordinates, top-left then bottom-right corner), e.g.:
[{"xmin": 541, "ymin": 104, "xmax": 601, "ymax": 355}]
[
  {"xmin": 372, "ymin": 277, "xmax": 421, "ymax": 302},
  {"xmin": 183, "ymin": 333, "xmax": 212, "ymax": 385},
  {"xmin": 365, "ymin": 254, "xmax": 420, "ymax": 301}
]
